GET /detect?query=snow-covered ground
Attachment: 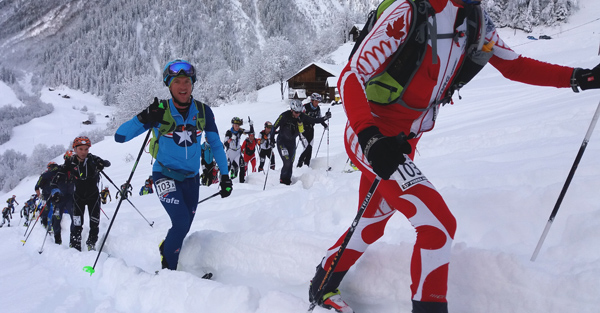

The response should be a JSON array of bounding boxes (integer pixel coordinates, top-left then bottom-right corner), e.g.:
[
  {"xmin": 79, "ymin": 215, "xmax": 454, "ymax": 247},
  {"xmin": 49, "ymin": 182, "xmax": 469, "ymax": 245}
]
[
  {"xmin": 0, "ymin": 81, "xmax": 25, "ymax": 108},
  {"xmin": 1, "ymin": 1, "xmax": 600, "ymax": 312},
  {"xmin": 0, "ymin": 86, "xmax": 112, "ymax": 156}
]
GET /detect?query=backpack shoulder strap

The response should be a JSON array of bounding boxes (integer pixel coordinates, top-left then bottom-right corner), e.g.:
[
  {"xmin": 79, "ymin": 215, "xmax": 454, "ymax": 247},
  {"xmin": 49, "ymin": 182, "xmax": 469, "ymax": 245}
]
[{"xmin": 193, "ymin": 100, "xmax": 206, "ymax": 131}]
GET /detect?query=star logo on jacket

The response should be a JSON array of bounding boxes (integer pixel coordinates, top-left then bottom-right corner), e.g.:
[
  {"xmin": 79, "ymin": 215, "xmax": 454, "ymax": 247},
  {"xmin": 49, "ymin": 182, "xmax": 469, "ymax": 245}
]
[{"xmin": 172, "ymin": 124, "xmax": 197, "ymax": 147}]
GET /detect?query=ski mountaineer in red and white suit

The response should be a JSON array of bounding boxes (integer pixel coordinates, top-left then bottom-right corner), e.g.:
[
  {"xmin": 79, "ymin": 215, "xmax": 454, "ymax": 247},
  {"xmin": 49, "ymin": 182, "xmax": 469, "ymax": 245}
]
[{"xmin": 309, "ymin": 0, "xmax": 600, "ymax": 313}]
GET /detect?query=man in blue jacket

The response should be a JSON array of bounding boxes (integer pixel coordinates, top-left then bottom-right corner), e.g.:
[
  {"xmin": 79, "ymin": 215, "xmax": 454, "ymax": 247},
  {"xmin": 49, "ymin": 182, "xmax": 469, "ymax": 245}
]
[{"xmin": 115, "ymin": 59, "xmax": 232, "ymax": 271}]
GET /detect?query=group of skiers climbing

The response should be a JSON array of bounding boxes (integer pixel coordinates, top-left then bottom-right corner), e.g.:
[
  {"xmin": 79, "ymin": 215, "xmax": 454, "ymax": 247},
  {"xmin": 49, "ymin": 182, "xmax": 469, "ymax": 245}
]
[
  {"xmin": 217, "ymin": 92, "xmax": 332, "ymax": 186},
  {"xmin": 10, "ymin": 1, "xmax": 600, "ymax": 311},
  {"xmin": 24, "ymin": 136, "xmax": 112, "ymax": 251}
]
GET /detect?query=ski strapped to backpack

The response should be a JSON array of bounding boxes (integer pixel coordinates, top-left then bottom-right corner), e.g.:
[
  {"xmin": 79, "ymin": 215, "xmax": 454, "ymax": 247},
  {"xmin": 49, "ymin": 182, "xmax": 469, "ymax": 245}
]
[
  {"xmin": 350, "ymin": 0, "xmax": 493, "ymax": 108},
  {"xmin": 148, "ymin": 99, "xmax": 206, "ymax": 159}
]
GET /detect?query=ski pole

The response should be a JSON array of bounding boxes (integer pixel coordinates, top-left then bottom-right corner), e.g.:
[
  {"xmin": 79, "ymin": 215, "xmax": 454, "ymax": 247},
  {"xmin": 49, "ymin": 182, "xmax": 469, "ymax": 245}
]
[
  {"xmin": 326, "ymin": 118, "xmax": 330, "ymax": 171},
  {"xmin": 84, "ymin": 129, "xmax": 152, "ymax": 276},
  {"xmin": 314, "ymin": 127, "xmax": 327, "ymax": 158},
  {"xmin": 100, "ymin": 207, "xmax": 111, "ymax": 220},
  {"xmin": 38, "ymin": 226, "xmax": 52, "ymax": 254},
  {"xmin": 198, "ymin": 191, "xmax": 221, "ymax": 204},
  {"xmin": 263, "ymin": 149, "xmax": 274, "ymax": 191},
  {"xmin": 315, "ymin": 108, "xmax": 330, "ymax": 159},
  {"xmin": 100, "ymin": 170, "xmax": 154, "ymax": 227},
  {"xmin": 22, "ymin": 203, "xmax": 46, "ymax": 244},
  {"xmin": 531, "ymin": 99, "xmax": 600, "ymax": 261},
  {"xmin": 308, "ymin": 176, "xmax": 381, "ymax": 312}
]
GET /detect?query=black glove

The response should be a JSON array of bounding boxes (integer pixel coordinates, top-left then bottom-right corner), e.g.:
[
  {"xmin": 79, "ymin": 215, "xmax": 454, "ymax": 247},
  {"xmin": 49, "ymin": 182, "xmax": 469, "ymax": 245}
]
[
  {"xmin": 137, "ymin": 97, "xmax": 167, "ymax": 125},
  {"xmin": 219, "ymin": 175, "xmax": 233, "ymax": 198},
  {"xmin": 324, "ymin": 111, "xmax": 332, "ymax": 120},
  {"xmin": 96, "ymin": 158, "xmax": 110, "ymax": 171},
  {"xmin": 357, "ymin": 126, "xmax": 412, "ymax": 180},
  {"xmin": 572, "ymin": 64, "xmax": 600, "ymax": 91}
]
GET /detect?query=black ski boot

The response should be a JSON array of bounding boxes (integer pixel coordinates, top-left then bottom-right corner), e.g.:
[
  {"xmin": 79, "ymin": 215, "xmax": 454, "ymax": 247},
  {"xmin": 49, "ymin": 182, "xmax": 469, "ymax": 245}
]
[
  {"xmin": 412, "ymin": 300, "xmax": 448, "ymax": 313},
  {"xmin": 309, "ymin": 264, "xmax": 352, "ymax": 313}
]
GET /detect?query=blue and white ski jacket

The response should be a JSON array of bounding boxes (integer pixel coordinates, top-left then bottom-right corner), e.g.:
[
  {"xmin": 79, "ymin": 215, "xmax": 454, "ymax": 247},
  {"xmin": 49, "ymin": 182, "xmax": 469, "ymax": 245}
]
[{"xmin": 115, "ymin": 98, "xmax": 229, "ymax": 178}]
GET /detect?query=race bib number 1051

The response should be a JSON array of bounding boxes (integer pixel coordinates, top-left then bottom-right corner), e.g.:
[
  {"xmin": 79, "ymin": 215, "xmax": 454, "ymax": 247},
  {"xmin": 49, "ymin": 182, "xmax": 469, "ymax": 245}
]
[{"xmin": 392, "ymin": 158, "xmax": 428, "ymax": 191}]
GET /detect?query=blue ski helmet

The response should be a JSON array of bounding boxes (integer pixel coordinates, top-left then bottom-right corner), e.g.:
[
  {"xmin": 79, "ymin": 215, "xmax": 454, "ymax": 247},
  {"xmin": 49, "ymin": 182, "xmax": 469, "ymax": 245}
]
[{"xmin": 163, "ymin": 59, "xmax": 197, "ymax": 87}]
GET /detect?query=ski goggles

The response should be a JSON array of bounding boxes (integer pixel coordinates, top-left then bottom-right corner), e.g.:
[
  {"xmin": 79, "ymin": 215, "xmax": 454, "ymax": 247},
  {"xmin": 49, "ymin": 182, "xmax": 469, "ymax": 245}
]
[{"xmin": 164, "ymin": 61, "xmax": 196, "ymax": 79}]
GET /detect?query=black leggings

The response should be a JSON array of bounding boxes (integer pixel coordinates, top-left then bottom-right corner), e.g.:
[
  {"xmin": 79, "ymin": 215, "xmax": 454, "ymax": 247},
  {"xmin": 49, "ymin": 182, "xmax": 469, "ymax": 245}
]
[{"xmin": 71, "ymin": 193, "xmax": 101, "ymax": 245}]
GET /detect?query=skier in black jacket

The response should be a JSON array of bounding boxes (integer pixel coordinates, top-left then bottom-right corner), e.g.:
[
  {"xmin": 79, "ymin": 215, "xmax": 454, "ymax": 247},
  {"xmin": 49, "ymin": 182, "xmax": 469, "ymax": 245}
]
[
  {"xmin": 63, "ymin": 136, "xmax": 111, "ymax": 251},
  {"xmin": 297, "ymin": 93, "xmax": 329, "ymax": 168},
  {"xmin": 34, "ymin": 162, "xmax": 60, "ymax": 228},
  {"xmin": 271, "ymin": 99, "xmax": 331, "ymax": 185}
]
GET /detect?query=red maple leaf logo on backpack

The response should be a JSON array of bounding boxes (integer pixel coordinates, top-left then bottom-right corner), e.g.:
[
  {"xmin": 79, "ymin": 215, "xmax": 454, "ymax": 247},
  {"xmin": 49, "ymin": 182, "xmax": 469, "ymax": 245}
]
[{"xmin": 386, "ymin": 16, "xmax": 406, "ymax": 40}]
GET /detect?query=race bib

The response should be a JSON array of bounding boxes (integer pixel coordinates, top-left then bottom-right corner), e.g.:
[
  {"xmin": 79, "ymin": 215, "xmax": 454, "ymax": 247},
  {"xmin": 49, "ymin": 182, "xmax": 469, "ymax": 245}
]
[
  {"xmin": 392, "ymin": 158, "xmax": 428, "ymax": 191},
  {"xmin": 155, "ymin": 178, "xmax": 177, "ymax": 197}
]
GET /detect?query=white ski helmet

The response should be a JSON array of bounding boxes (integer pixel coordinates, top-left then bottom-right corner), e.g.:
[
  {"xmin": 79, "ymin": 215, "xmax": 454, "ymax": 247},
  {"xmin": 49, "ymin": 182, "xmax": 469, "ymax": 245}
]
[
  {"xmin": 290, "ymin": 99, "xmax": 303, "ymax": 112},
  {"xmin": 310, "ymin": 93, "xmax": 322, "ymax": 102}
]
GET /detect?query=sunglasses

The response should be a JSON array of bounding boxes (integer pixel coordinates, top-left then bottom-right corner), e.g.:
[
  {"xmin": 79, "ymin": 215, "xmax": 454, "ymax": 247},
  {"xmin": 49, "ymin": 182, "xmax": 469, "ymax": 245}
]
[
  {"xmin": 164, "ymin": 61, "xmax": 195, "ymax": 78},
  {"xmin": 292, "ymin": 110, "xmax": 302, "ymax": 114}
]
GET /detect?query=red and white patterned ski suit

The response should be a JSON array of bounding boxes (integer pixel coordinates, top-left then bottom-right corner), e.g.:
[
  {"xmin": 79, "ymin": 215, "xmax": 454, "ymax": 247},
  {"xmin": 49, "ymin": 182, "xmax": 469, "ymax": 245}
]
[{"xmin": 320, "ymin": 0, "xmax": 574, "ymax": 305}]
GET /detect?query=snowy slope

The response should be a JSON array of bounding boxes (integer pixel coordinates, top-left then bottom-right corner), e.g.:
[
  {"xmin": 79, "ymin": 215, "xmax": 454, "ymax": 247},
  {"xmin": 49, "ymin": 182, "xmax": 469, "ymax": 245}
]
[
  {"xmin": 0, "ymin": 81, "xmax": 24, "ymax": 108},
  {"xmin": 1, "ymin": 2, "xmax": 600, "ymax": 313},
  {"xmin": 0, "ymin": 86, "xmax": 113, "ymax": 155}
]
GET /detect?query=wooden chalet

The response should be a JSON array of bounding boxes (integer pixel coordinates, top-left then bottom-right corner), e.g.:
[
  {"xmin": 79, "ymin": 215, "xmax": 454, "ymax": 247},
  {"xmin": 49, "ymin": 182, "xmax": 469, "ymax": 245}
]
[
  {"xmin": 348, "ymin": 24, "xmax": 365, "ymax": 42},
  {"xmin": 287, "ymin": 62, "xmax": 344, "ymax": 102}
]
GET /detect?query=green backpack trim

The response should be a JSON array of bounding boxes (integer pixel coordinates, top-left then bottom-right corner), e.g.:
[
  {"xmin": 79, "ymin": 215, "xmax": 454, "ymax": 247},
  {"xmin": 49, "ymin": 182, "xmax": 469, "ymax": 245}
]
[{"xmin": 148, "ymin": 99, "xmax": 206, "ymax": 159}]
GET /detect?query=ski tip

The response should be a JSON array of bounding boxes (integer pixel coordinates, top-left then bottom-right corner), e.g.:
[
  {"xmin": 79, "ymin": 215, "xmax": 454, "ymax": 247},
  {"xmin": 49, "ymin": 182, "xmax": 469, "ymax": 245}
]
[{"xmin": 83, "ymin": 266, "xmax": 95, "ymax": 276}]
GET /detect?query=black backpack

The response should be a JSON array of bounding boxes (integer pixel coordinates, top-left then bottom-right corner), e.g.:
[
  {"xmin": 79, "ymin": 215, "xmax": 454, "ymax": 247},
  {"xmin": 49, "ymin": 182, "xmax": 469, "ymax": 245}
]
[{"xmin": 349, "ymin": 0, "xmax": 491, "ymax": 107}]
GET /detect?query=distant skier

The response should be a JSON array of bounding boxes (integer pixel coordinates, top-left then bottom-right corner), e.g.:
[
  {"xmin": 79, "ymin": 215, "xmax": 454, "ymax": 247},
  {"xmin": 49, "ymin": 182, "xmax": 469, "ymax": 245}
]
[
  {"xmin": 144, "ymin": 175, "xmax": 154, "ymax": 193},
  {"xmin": 35, "ymin": 162, "xmax": 61, "ymax": 228},
  {"xmin": 224, "ymin": 117, "xmax": 254, "ymax": 180},
  {"xmin": 6, "ymin": 195, "xmax": 18, "ymax": 214},
  {"xmin": 201, "ymin": 141, "xmax": 217, "ymax": 186},
  {"xmin": 100, "ymin": 187, "xmax": 111, "ymax": 204},
  {"xmin": 240, "ymin": 131, "xmax": 259, "ymax": 183},
  {"xmin": 297, "ymin": 93, "xmax": 329, "ymax": 168},
  {"xmin": 0, "ymin": 206, "xmax": 11, "ymax": 227},
  {"xmin": 21, "ymin": 195, "xmax": 37, "ymax": 226},
  {"xmin": 271, "ymin": 99, "xmax": 330, "ymax": 185},
  {"xmin": 139, "ymin": 185, "xmax": 152, "ymax": 196},
  {"xmin": 258, "ymin": 121, "xmax": 276, "ymax": 172}
]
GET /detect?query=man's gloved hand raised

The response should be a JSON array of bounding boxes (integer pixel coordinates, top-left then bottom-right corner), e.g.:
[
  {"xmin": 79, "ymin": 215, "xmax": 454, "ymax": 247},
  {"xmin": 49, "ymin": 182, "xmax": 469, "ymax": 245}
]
[
  {"xmin": 357, "ymin": 126, "xmax": 412, "ymax": 180},
  {"xmin": 137, "ymin": 97, "xmax": 167, "ymax": 125},
  {"xmin": 220, "ymin": 175, "xmax": 233, "ymax": 198}
]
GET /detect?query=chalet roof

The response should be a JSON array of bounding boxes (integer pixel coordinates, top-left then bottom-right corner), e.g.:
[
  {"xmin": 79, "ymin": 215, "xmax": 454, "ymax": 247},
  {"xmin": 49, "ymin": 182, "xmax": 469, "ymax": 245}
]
[
  {"xmin": 352, "ymin": 24, "xmax": 365, "ymax": 31},
  {"xmin": 288, "ymin": 62, "xmax": 345, "ymax": 81}
]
